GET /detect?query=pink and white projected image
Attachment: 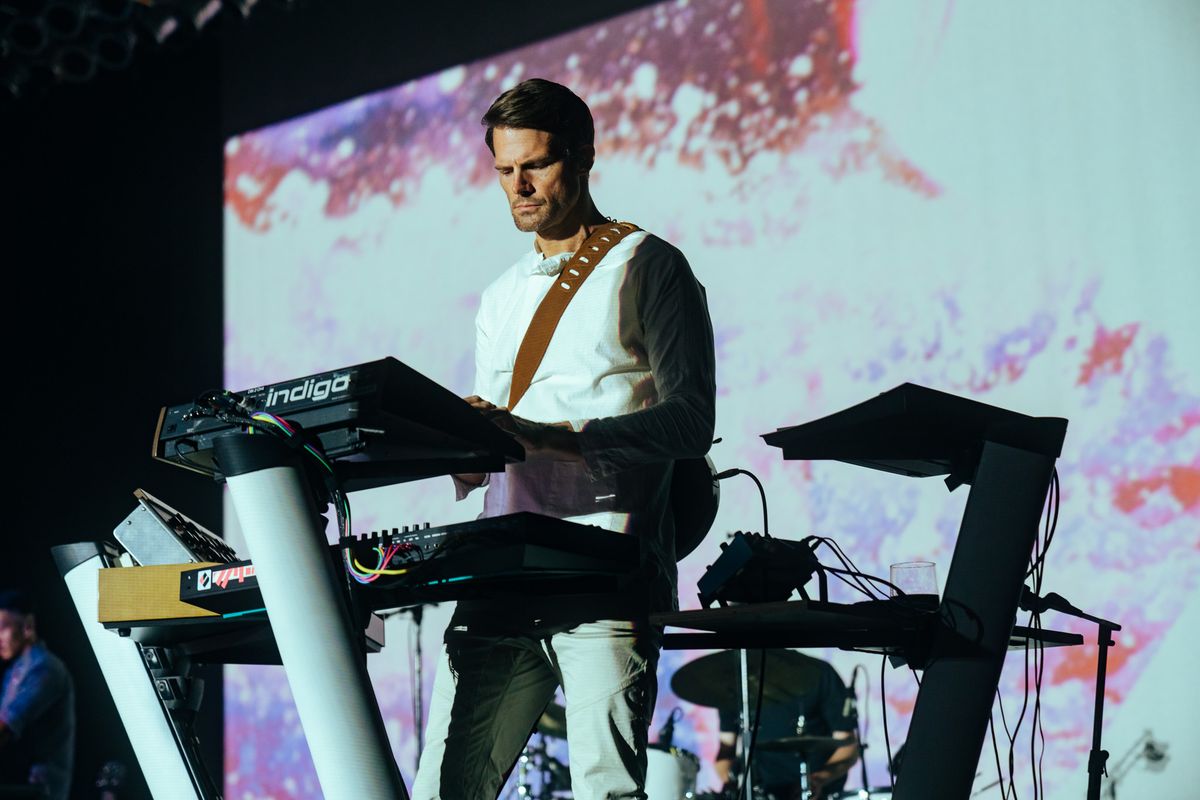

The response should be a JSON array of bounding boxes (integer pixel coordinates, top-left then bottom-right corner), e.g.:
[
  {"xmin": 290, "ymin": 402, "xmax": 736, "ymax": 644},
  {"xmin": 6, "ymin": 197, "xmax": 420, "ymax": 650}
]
[{"xmin": 222, "ymin": 0, "xmax": 1200, "ymax": 797}]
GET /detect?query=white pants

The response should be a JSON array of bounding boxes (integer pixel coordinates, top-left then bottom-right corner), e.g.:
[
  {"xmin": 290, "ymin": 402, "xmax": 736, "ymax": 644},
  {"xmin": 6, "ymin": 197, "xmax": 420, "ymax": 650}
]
[{"xmin": 410, "ymin": 619, "xmax": 661, "ymax": 800}]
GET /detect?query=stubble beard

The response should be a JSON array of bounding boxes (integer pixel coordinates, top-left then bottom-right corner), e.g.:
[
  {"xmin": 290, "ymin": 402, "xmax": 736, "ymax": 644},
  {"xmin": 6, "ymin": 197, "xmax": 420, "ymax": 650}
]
[
  {"xmin": 509, "ymin": 198, "xmax": 560, "ymax": 234},
  {"xmin": 509, "ymin": 176, "xmax": 581, "ymax": 234},
  {"xmin": 511, "ymin": 210, "xmax": 543, "ymax": 233}
]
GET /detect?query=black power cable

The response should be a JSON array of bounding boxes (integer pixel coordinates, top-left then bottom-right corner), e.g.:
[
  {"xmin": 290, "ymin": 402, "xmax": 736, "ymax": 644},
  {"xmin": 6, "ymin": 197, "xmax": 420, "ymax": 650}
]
[
  {"xmin": 993, "ymin": 466, "xmax": 1060, "ymax": 799},
  {"xmin": 714, "ymin": 467, "xmax": 769, "ymax": 537}
]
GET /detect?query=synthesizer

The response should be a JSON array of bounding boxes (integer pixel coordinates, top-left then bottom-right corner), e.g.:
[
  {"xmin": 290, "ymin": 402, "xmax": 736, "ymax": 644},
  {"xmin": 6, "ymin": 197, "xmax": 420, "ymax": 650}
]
[
  {"xmin": 152, "ymin": 357, "xmax": 523, "ymax": 492},
  {"xmin": 179, "ymin": 512, "xmax": 639, "ymax": 614}
]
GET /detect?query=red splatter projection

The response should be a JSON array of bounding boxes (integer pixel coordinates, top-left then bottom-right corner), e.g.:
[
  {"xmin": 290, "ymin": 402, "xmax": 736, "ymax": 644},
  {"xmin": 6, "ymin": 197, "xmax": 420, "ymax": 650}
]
[
  {"xmin": 1114, "ymin": 465, "xmax": 1200, "ymax": 514},
  {"xmin": 224, "ymin": 158, "xmax": 290, "ymax": 232},
  {"xmin": 1077, "ymin": 323, "xmax": 1138, "ymax": 385},
  {"xmin": 1153, "ymin": 408, "xmax": 1200, "ymax": 444},
  {"xmin": 826, "ymin": 118, "xmax": 942, "ymax": 197},
  {"xmin": 1050, "ymin": 640, "xmax": 1140, "ymax": 702},
  {"xmin": 744, "ymin": 0, "xmax": 776, "ymax": 77},
  {"xmin": 223, "ymin": 0, "xmax": 929, "ymax": 228},
  {"xmin": 887, "ymin": 693, "xmax": 916, "ymax": 717}
]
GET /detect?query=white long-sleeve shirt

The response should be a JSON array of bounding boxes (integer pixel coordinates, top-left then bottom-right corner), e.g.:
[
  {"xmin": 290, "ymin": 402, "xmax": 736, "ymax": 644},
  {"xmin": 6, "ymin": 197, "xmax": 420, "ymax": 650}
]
[{"xmin": 456, "ymin": 228, "xmax": 716, "ymax": 623}]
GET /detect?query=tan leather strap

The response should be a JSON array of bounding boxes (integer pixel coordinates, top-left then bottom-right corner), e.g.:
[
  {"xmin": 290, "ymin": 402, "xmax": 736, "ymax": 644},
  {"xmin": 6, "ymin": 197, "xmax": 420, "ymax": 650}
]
[{"xmin": 507, "ymin": 221, "xmax": 641, "ymax": 410}]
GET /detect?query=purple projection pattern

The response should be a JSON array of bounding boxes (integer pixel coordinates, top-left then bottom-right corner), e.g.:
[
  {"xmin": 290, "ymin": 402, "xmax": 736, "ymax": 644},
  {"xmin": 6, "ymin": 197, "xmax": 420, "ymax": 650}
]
[{"xmin": 222, "ymin": 0, "xmax": 1199, "ymax": 797}]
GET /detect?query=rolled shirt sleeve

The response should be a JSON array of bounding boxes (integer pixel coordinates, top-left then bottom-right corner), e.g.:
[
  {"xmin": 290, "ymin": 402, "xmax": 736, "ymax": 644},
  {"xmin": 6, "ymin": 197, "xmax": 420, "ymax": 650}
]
[{"xmin": 577, "ymin": 241, "xmax": 716, "ymax": 477}]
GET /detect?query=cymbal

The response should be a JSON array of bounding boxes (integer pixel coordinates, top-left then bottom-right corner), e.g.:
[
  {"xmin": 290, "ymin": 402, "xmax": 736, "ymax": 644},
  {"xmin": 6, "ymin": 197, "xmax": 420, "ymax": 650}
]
[
  {"xmin": 670, "ymin": 649, "xmax": 821, "ymax": 709},
  {"xmin": 756, "ymin": 735, "xmax": 842, "ymax": 758},
  {"xmin": 535, "ymin": 702, "xmax": 567, "ymax": 738}
]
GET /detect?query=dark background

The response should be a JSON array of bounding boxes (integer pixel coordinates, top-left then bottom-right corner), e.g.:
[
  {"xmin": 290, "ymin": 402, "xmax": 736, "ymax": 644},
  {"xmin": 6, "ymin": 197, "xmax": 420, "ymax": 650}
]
[{"xmin": 0, "ymin": 1, "xmax": 658, "ymax": 796}]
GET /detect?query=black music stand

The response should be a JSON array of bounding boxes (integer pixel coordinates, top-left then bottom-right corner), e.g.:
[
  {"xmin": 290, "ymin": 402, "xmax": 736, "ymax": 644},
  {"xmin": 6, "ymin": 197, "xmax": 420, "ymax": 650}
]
[{"xmin": 761, "ymin": 384, "xmax": 1068, "ymax": 800}]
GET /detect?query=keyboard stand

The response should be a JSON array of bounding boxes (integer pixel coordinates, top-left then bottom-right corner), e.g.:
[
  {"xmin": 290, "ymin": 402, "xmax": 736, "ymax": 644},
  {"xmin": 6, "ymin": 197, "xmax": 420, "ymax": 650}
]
[
  {"xmin": 213, "ymin": 432, "xmax": 409, "ymax": 800},
  {"xmin": 760, "ymin": 385, "xmax": 1068, "ymax": 800},
  {"xmin": 53, "ymin": 542, "xmax": 222, "ymax": 799}
]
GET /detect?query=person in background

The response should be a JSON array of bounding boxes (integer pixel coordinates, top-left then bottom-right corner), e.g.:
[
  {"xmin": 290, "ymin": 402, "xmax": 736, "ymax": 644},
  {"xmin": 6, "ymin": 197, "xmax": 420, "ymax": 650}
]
[
  {"xmin": 0, "ymin": 589, "xmax": 75, "ymax": 800},
  {"xmin": 714, "ymin": 651, "xmax": 859, "ymax": 800}
]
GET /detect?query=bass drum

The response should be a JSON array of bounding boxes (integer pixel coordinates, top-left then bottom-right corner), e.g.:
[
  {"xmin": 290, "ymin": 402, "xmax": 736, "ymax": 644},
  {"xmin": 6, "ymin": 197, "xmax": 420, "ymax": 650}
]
[
  {"xmin": 832, "ymin": 788, "xmax": 894, "ymax": 799},
  {"xmin": 645, "ymin": 744, "xmax": 700, "ymax": 800}
]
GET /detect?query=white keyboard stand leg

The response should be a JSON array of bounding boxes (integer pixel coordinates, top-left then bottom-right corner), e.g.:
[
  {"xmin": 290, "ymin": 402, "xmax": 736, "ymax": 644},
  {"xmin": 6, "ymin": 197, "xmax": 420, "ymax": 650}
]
[
  {"xmin": 216, "ymin": 433, "xmax": 408, "ymax": 800},
  {"xmin": 54, "ymin": 543, "xmax": 214, "ymax": 799}
]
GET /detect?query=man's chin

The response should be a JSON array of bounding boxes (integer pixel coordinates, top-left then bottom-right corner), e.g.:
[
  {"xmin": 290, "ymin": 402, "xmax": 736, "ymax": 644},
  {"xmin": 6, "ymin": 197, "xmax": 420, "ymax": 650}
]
[{"xmin": 511, "ymin": 215, "xmax": 543, "ymax": 233}]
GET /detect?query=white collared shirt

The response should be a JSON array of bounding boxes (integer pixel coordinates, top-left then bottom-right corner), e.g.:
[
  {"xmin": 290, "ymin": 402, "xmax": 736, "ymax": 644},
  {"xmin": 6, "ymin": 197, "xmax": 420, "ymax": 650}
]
[{"xmin": 459, "ymin": 229, "xmax": 716, "ymax": 611}]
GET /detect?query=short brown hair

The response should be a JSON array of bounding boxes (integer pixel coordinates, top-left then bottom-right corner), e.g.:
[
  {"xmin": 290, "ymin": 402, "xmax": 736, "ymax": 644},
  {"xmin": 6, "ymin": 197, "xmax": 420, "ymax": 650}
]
[{"xmin": 482, "ymin": 78, "xmax": 594, "ymax": 164}]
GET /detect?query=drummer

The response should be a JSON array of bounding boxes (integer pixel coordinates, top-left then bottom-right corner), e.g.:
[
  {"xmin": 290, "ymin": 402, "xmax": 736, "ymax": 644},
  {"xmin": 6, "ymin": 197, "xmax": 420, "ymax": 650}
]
[{"xmin": 713, "ymin": 650, "xmax": 859, "ymax": 800}]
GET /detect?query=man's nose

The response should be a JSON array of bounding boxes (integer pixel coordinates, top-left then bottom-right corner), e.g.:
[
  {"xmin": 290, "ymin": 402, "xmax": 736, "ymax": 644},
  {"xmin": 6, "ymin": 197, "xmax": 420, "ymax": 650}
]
[{"xmin": 514, "ymin": 171, "xmax": 534, "ymax": 195}]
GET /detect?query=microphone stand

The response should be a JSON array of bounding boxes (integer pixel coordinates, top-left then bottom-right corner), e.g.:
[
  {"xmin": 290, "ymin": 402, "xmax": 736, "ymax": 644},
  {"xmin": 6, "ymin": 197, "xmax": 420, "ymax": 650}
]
[
  {"xmin": 1103, "ymin": 729, "xmax": 1167, "ymax": 799},
  {"xmin": 378, "ymin": 603, "xmax": 432, "ymax": 771},
  {"xmin": 411, "ymin": 604, "xmax": 426, "ymax": 763},
  {"xmin": 657, "ymin": 707, "xmax": 681, "ymax": 748},
  {"xmin": 850, "ymin": 666, "xmax": 870, "ymax": 793},
  {"xmin": 1019, "ymin": 587, "xmax": 1121, "ymax": 800},
  {"xmin": 1086, "ymin": 618, "xmax": 1120, "ymax": 800},
  {"xmin": 740, "ymin": 648, "xmax": 753, "ymax": 800}
]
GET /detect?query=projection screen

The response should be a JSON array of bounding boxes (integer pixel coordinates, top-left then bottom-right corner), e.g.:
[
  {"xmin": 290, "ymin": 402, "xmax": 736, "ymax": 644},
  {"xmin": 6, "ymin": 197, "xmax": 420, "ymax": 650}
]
[{"xmin": 222, "ymin": 1, "xmax": 1200, "ymax": 796}]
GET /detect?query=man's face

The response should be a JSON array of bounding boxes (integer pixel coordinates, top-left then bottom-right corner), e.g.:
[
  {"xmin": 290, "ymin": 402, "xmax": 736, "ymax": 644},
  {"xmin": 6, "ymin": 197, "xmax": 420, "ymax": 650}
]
[
  {"xmin": 0, "ymin": 610, "xmax": 31, "ymax": 662},
  {"xmin": 492, "ymin": 127, "xmax": 586, "ymax": 235}
]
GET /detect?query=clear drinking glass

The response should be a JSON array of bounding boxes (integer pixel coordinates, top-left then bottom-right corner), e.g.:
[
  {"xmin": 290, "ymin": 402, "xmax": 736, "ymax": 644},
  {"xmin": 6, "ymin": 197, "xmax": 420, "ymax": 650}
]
[{"xmin": 889, "ymin": 560, "xmax": 938, "ymax": 609}]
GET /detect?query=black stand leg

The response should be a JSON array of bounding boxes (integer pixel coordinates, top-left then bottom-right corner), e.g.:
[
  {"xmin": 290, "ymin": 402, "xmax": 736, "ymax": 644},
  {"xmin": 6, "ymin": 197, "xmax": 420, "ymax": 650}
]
[
  {"xmin": 1086, "ymin": 623, "xmax": 1117, "ymax": 800},
  {"xmin": 894, "ymin": 441, "xmax": 1057, "ymax": 800}
]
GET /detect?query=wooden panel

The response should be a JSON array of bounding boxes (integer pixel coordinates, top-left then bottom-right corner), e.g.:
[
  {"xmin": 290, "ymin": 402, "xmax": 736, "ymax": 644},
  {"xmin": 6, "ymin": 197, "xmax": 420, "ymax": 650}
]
[{"xmin": 98, "ymin": 563, "xmax": 221, "ymax": 622}]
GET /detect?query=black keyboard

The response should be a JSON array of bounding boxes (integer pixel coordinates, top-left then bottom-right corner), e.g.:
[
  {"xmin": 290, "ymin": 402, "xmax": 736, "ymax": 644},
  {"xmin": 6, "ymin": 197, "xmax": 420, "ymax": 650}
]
[
  {"xmin": 179, "ymin": 512, "xmax": 639, "ymax": 614},
  {"xmin": 152, "ymin": 356, "xmax": 523, "ymax": 492}
]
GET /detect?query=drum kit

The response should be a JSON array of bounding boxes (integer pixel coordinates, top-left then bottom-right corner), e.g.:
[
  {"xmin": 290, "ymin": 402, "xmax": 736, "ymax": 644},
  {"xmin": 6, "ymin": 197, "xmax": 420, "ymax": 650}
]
[
  {"xmin": 672, "ymin": 649, "xmax": 847, "ymax": 800},
  {"xmin": 512, "ymin": 649, "xmax": 864, "ymax": 800},
  {"xmin": 512, "ymin": 704, "xmax": 572, "ymax": 799},
  {"xmin": 513, "ymin": 703, "xmax": 703, "ymax": 800}
]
